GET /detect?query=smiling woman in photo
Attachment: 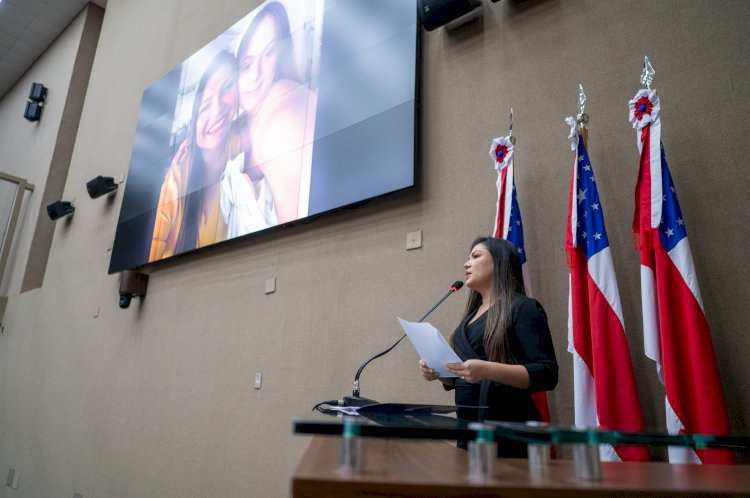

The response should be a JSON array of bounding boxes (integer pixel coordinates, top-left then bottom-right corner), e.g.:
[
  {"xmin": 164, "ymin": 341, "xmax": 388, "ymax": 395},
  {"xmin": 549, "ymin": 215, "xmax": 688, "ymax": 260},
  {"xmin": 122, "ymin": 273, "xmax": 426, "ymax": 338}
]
[{"xmin": 149, "ymin": 50, "xmax": 239, "ymax": 261}]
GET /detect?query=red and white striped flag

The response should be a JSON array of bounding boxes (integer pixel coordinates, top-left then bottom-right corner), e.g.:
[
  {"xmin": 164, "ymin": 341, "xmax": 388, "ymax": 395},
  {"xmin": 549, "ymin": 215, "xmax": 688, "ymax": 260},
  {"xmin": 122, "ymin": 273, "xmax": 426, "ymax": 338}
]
[
  {"xmin": 565, "ymin": 118, "xmax": 648, "ymax": 462},
  {"xmin": 490, "ymin": 136, "xmax": 551, "ymax": 426},
  {"xmin": 629, "ymin": 89, "xmax": 733, "ymax": 464}
]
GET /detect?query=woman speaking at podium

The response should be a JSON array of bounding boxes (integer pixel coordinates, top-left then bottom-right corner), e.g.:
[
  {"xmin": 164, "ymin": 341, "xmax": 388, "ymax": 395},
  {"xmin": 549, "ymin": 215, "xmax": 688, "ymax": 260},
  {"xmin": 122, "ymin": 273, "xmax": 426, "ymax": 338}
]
[{"xmin": 419, "ymin": 237, "xmax": 558, "ymax": 457}]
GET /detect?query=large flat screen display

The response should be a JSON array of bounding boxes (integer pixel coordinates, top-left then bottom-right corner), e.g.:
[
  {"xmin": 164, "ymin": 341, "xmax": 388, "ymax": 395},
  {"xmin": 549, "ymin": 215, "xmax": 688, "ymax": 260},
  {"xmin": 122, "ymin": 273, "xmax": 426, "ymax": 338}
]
[{"xmin": 109, "ymin": 0, "xmax": 417, "ymax": 273}]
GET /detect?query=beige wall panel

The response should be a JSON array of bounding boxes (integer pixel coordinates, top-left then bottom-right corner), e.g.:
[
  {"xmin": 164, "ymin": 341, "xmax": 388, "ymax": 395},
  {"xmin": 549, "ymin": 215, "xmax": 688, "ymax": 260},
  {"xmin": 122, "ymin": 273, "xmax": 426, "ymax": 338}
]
[
  {"xmin": 0, "ymin": 1, "xmax": 748, "ymax": 497},
  {"xmin": 0, "ymin": 11, "xmax": 87, "ymax": 295}
]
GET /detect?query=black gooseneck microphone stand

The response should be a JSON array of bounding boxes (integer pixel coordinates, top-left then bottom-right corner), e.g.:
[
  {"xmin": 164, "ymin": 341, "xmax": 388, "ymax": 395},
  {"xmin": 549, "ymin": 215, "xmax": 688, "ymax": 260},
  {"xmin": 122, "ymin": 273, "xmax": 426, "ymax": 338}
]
[{"xmin": 341, "ymin": 281, "xmax": 464, "ymax": 407}]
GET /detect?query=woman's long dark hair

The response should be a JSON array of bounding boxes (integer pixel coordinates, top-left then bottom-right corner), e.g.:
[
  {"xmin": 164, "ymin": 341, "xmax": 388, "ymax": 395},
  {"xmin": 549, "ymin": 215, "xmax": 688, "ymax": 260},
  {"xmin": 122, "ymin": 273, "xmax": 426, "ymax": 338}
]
[
  {"xmin": 453, "ymin": 237, "xmax": 526, "ymax": 364},
  {"xmin": 175, "ymin": 50, "xmax": 237, "ymax": 254},
  {"xmin": 238, "ymin": 1, "xmax": 301, "ymax": 84}
]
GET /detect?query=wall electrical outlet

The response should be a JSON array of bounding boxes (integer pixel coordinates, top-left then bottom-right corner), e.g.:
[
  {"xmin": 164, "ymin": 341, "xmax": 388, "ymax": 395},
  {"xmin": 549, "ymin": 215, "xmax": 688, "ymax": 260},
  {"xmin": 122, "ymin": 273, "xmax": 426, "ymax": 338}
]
[
  {"xmin": 254, "ymin": 372, "xmax": 262, "ymax": 389},
  {"xmin": 6, "ymin": 468, "xmax": 20, "ymax": 490},
  {"xmin": 264, "ymin": 278, "xmax": 276, "ymax": 294},
  {"xmin": 406, "ymin": 230, "xmax": 422, "ymax": 250}
]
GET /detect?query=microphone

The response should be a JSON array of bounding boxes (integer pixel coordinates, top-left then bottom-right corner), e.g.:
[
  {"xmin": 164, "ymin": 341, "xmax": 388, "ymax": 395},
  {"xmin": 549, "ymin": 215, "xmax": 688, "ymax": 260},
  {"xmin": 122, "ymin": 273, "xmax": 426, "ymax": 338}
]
[{"xmin": 342, "ymin": 280, "xmax": 464, "ymax": 407}]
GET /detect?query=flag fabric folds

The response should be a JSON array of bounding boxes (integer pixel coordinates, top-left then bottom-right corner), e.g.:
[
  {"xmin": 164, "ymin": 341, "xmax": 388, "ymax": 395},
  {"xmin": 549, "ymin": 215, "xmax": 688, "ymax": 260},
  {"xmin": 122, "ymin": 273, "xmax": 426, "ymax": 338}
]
[
  {"xmin": 629, "ymin": 89, "xmax": 733, "ymax": 464},
  {"xmin": 564, "ymin": 118, "xmax": 648, "ymax": 462},
  {"xmin": 489, "ymin": 136, "xmax": 551, "ymax": 426}
]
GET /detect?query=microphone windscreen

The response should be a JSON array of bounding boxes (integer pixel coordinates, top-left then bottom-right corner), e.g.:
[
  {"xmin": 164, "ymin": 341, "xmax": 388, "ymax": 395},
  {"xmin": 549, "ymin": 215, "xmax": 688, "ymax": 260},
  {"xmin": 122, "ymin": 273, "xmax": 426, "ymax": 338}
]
[{"xmin": 451, "ymin": 280, "xmax": 464, "ymax": 291}]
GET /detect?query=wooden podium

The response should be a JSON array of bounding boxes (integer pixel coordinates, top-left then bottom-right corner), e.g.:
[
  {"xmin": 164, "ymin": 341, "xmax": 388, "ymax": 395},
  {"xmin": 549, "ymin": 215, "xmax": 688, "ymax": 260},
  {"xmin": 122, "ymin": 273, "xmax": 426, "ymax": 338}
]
[{"xmin": 292, "ymin": 435, "xmax": 750, "ymax": 497}]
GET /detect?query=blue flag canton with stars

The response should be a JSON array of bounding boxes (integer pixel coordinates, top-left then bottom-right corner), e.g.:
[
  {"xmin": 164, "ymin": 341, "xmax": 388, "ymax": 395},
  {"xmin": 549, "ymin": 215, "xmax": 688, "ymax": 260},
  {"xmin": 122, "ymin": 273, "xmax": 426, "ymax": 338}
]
[
  {"xmin": 506, "ymin": 181, "xmax": 527, "ymax": 264},
  {"xmin": 658, "ymin": 143, "xmax": 688, "ymax": 252},
  {"xmin": 575, "ymin": 135, "xmax": 609, "ymax": 259}
]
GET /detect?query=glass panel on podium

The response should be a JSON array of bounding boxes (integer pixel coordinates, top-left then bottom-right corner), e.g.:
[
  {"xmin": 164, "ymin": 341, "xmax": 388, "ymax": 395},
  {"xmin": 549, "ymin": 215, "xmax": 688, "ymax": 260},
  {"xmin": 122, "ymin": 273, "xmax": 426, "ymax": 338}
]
[{"xmin": 295, "ymin": 403, "xmax": 750, "ymax": 452}]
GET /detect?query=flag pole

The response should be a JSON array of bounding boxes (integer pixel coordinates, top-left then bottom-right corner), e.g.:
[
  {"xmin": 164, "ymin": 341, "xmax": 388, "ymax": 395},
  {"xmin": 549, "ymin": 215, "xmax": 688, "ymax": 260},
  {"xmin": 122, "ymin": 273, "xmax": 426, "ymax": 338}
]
[
  {"xmin": 566, "ymin": 87, "xmax": 649, "ymax": 462},
  {"xmin": 629, "ymin": 55, "xmax": 734, "ymax": 464}
]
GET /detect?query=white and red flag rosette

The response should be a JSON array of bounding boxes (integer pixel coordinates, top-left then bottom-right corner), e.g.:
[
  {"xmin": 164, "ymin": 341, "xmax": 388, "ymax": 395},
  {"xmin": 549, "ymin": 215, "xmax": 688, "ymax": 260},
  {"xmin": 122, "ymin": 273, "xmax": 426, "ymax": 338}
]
[
  {"xmin": 489, "ymin": 136, "xmax": 515, "ymax": 241},
  {"xmin": 629, "ymin": 89, "xmax": 662, "ymax": 233}
]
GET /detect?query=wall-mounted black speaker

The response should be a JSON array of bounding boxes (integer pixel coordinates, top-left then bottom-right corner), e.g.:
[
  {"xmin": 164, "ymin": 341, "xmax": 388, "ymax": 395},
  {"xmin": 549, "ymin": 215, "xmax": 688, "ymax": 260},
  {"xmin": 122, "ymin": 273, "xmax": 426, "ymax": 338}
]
[
  {"xmin": 24, "ymin": 101, "xmax": 43, "ymax": 122},
  {"xmin": 47, "ymin": 201, "xmax": 75, "ymax": 220},
  {"xmin": 29, "ymin": 83, "xmax": 48, "ymax": 102},
  {"xmin": 86, "ymin": 176, "xmax": 118, "ymax": 199},
  {"xmin": 418, "ymin": 0, "xmax": 482, "ymax": 31},
  {"xmin": 25, "ymin": 83, "xmax": 48, "ymax": 122}
]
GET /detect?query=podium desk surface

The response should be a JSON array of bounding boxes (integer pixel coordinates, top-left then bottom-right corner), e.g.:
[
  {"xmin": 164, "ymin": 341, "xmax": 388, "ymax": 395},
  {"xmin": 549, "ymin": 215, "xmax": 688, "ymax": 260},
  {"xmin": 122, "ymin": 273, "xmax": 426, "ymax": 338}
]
[{"xmin": 292, "ymin": 435, "xmax": 750, "ymax": 498}]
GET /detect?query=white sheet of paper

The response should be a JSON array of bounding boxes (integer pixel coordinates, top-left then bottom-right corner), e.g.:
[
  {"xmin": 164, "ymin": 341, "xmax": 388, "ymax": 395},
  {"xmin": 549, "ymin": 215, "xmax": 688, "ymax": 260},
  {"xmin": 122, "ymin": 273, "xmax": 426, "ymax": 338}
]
[
  {"xmin": 328, "ymin": 406, "xmax": 361, "ymax": 416},
  {"xmin": 397, "ymin": 317, "xmax": 462, "ymax": 378}
]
